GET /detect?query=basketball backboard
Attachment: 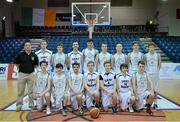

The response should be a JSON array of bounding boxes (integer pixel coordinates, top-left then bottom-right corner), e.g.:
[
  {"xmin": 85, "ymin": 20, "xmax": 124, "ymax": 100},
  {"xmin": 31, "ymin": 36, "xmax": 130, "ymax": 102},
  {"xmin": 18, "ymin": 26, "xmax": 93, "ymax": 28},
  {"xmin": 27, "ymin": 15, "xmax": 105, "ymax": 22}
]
[{"xmin": 72, "ymin": 2, "xmax": 111, "ymax": 26}]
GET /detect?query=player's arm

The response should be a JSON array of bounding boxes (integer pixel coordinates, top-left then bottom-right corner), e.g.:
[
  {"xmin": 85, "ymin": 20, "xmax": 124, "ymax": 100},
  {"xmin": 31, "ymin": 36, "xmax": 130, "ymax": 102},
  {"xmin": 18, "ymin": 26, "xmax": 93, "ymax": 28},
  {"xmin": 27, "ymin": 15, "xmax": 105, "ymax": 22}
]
[
  {"xmin": 67, "ymin": 76, "xmax": 76, "ymax": 93},
  {"xmin": 132, "ymin": 74, "xmax": 138, "ymax": 100},
  {"xmin": 50, "ymin": 53, "xmax": 53, "ymax": 66},
  {"xmin": 141, "ymin": 54, "xmax": 145, "ymax": 62},
  {"xmin": 84, "ymin": 75, "xmax": 91, "ymax": 94},
  {"xmin": 158, "ymin": 54, "xmax": 161, "ymax": 71},
  {"xmin": 126, "ymin": 53, "xmax": 130, "ymax": 67},
  {"xmin": 125, "ymin": 55, "xmax": 128, "ymax": 65},
  {"xmin": 95, "ymin": 75, "xmax": 100, "ymax": 93},
  {"xmin": 99, "ymin": 75, "xmax": 109, "ymax": 93},
  {"xmin": 95, "ymin": 52, "xmax": 99, "ymax": 72},
  {"xmin": 66, "ymin": 54, "xmax": 70, "ymax": 70},
  {"xmin": 39, "ymin": 76, "xmax": 52, "ymax": 97},
  {"xmin": 110, "ymin": 54, "xmax": 114, "ymax": 70},
  {"xmin": 82, "ymin": 50, "xmax": 85, "ymax": 68},
  {"xmin": 51, "ymin": 54, "xmax": 55, "ymax": 67},
  {"xmin": 130, "ymin": 78, "xmax": 135, "ymax": 96},
  {"xmin": 113, "ymin": 75, "xmax": 117, "ymax": 94},
  {"xmin": 147, "ymin": 75, "xmax": 154, "ymax": 95},
  {"xmin": 32, "ymin": 74, "xmax": 38, "ymax": 97},
  {"xmin": 79, "ymin": 77, "xmax": 85, "ymax": 94}
]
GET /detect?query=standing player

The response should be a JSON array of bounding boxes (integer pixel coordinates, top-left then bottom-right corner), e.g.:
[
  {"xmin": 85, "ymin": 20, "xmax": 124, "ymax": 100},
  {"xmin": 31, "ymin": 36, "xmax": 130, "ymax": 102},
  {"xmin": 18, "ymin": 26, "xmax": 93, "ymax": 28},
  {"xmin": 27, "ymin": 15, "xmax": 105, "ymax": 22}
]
[
  {"xmin": 35, "ymin": 39, "xmax": 52, "ymax": 73},
  {"xmin": 116, "ymin": 64, "xmax": 135, "ymax": 112},
  {"xmin": 113, "ymin": 43, "xmax": 127, "ymax": 74},
  {"xmin": 98, "ymin": 43, "xmax": 113, "ymax": 74},
  {"xmin": 67, "ymin": 41, "xmax": 83, "ymax": 73},
  {"xmin": 127, "ymin": 41, "xmax": 144, "ymax": 76},
  {"xmin": 68, "ymin": 62, "xmax": 84, "ymax": 115},
  {"xmin": 100, "ymin": 61, "xmax": 117, "ymax": 113},
  {"xmin": 52, "ymin": 43, "xmax": 67, "ymax": 73},
  {"xmin": 33, "ymin": 61, "xmax": 51, "ymax": 115},
  {"xmin": 145, "ymin": 42, "xmax": 161, "ymax": 109},
  {"xmin": 52, "ymin": 63, "xmax": 68, "ymax": 116},
  {"xmin": 132, "ymin": 61, "xmax": 154, "ymax": 115},
  {"xmin": 84, "ymin": 61, "xmax": 100, "ymax": 110},
  {"xmin": 82, "ymin": 39, "xmax": 98, "ymax": 73}
]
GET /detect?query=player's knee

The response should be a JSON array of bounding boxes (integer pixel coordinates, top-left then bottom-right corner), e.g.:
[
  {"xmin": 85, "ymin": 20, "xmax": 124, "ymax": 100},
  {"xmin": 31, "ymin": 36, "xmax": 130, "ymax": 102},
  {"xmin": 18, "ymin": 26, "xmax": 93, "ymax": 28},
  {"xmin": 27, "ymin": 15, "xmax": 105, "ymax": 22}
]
[{"xmin": 45, "ymin": 92, "xmax": 50, "ymax": 98}]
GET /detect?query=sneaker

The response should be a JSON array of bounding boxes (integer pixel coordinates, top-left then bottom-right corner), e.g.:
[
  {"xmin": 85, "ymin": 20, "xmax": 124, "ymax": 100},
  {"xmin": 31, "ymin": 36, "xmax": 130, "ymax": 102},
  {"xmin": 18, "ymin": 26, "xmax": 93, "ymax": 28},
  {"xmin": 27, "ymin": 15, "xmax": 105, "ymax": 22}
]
[
  {"xmin": 16, "ymin": 107, "xmax": 21, "ymax": 112},
  {"xmin": 60, "ymin": 109, "xmax": 67, "ymax": 116},
  {"xmin": 153, "ymin": 104, "xmax": 158, "ymax": 110},
  {"xmin": 146, "ymin": 108, "xmax": 153, "ymax": 115},
  {"xmin": 128, "ymin": 104, "xmax": 134, "ymax": 113},
  {"xmin": 111, "ymin": 106, "xmax": 117, "ymax": 113},
  {"xmin": 46, "ymin": 107, "xmax": 51, "ymax": 115},
  {"xmin": 79, "ymin": 108, "xmax": 84, "ymax": 116}
]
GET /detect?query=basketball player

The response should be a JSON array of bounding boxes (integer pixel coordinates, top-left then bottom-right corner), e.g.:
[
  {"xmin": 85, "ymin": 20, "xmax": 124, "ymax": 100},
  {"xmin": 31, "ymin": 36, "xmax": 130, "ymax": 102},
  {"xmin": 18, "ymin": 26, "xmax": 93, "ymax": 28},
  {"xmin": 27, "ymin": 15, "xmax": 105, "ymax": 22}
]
[
  {"xmin": 68, "ymin": 62, "xmax": 84, "ymax": 115},
  {"xmin": 84, "ymin": 61, "xmax": 100, "ymax": 110},
  {"xmin": 52, "ymin": 43, "xmax": 67, "ymax": 73},
  {"xmin": 116, "ymin": 64, "xmax": 135, "ymax": 112},
  {"xmin": 33, "ymin": 61, "xmax": 51, "ymax": 115},
  {"xmin": 112, "ymin": 43, "xmax": 127, "ymax": 74},
  {"xmin": 35, "ymin": 39, "xmax": 52, "ymax": 73},
  {"xmin": 98, "ymin": 43, "xmax": 113, "ymax": 74},
  {"xmin": 145, "ymin": 42, "xmax": 161, "ymax": 109},
  {"xmin": 127, "ymin": 41, "xmax": 144, "ymax": 76},
  {"xmin": 132, "ymin": 61, "xmax": 154, "ymax": 115},
  {"xmin": 67, "ymin": 41, "xmax": 83, "ymax": 73},
  {"xmin": 51, "ymin": 63, "xmax": 68, "ymax": 116},
  {"xmin": 100, "ymin": 61, "xmax": 117, "ymax": 113},
  {"xmin": 82, "ymin": 39, "xmax": 98, "ymax": 73}
]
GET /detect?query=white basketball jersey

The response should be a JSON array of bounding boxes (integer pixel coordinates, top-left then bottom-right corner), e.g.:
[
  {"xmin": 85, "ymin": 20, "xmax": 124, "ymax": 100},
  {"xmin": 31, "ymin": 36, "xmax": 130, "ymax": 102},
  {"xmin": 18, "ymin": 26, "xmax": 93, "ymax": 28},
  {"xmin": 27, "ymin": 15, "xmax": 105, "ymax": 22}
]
[
  {"xmin": 116, "ymin": 73, "xmax": 131, "ymax": 93},
  {"xmin": 135, "ymin": 72, "xmax": 148, "ymax": 94},
  {"xmin": 35, "ymin": 49, "xmax": 52, "ymax": 71},
  {"xmin": 101, "ymin": 72, "xmax": 116, "ymax": 92},
  {"xmin": 52, "ymin": 73, "xmax": 66, "ymax": 95},
  {"xmin": 98, "ymin": 52, "xmax": 111, "ymax": 74},
  {"xmin": 70, "ymin": 73, "xmax": 83, "ymax": 92},
  {"xmin": 113, "ymin": 53, "xmax": 126, "ymax": 73},
  {"xmin": 129, "ymin": 52, "xmax": 143, "ymax": 72},
  {"xmin": 84, "ymin": 72, "xmax": 99, "ymax": 91},
  {"xmin": 35, "ymin": 72, "xmax": 49, "ymax": 93},
  {"xmin": 53, "ymin": 53, "xmax": 67, "ymax": 71},
  {"xmin": 145, "ymin": 52, "xmax": 159, "ymax": 74},
  {"xmin": 68, "ymin": 51, "xmax": 82, "ymax": 73},
  {"xmin": 83, "ymin": 48, "xmax": 98, "ymax": 72}
]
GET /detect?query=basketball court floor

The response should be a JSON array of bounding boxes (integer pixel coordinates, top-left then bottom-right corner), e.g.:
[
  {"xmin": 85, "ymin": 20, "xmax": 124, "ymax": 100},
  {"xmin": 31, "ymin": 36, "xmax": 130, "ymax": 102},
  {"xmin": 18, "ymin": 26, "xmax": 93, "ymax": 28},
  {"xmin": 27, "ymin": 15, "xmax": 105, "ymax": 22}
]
[{"xmin": 0, "ymin": 79, "xmax": 179, "ymax": 121}]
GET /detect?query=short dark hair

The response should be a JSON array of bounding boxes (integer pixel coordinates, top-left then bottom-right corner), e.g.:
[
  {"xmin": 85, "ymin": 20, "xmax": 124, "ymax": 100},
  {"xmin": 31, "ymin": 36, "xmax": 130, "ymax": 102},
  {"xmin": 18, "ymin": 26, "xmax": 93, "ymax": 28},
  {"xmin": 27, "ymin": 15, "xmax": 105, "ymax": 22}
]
[
  {"xmin": 132, "ymin": 41, "xmax": 140, "ymax": 46},
  {"xmin": 120, "ymin": 63, "xmax": 128, "ymax": 70},
  {"xmin": 56, "ymin": 43, "xmax": 63, "ymax": 47},
  {"xmin": 138, "ymin": 61, "xmax": 145, "ymax": 66},
  {"xmin": 87, "ymin": 61, "xmax": 95, "ymax": 66},
  {"xmin": 148, "ymin": 42, "xmax": 156, "ymax": 47},
  {"xmin": 72, "ymin": 41, "xmax": 78, "ymax": 45},
  {"xmin": 55, "ymin": 63, "xmax": 63, "ymax": 69},
  {"xmin": 40, "ymin": 60, "xmax": 48, "ymax": 66},
  {"xmin": 103, "ymin": 61, "xmax": 111, "ymax": 67},
  {"xmin": 87, "ymin": 39, "xmax": 93, "ymax": 43},
  {"xmin": 72, "ymin": 62, "xmax": 80, "ymax": 68}
]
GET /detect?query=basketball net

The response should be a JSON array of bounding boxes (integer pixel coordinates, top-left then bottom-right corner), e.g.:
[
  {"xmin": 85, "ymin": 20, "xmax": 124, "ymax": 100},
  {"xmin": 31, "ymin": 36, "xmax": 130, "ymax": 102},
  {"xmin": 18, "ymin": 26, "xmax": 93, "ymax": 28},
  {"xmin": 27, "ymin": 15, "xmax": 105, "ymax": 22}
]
[{"xmin": 87, "ymin": 20, "xmax": 96, "ymax": 39}]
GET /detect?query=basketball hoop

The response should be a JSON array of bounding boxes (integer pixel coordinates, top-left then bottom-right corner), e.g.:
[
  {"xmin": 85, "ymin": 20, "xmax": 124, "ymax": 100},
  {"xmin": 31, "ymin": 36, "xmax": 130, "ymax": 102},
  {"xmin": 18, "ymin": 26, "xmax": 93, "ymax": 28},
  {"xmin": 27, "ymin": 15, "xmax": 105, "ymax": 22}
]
[{"xmin": 86, "ymin": 20, "xmax": 96, "ymax": 39}]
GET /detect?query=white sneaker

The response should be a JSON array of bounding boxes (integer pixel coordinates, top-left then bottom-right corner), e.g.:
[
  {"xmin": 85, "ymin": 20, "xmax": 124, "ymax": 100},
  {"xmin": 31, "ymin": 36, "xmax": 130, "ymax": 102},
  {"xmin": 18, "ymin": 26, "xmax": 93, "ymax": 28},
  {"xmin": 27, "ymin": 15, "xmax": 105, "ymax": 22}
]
[
  {"xmin": 46, "ymin": 106, "xmax": 51, "ymax": 115},
  {"xmin": 128, "ymin": 104, "xmax": 134, "ymax": 113}
]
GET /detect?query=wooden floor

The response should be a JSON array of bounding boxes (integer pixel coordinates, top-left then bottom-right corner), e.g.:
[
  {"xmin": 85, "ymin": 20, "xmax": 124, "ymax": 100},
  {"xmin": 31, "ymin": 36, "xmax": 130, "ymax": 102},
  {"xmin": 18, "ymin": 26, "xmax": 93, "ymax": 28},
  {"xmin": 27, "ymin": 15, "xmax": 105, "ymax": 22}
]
[{"xmin": 0, "ymin": 79, "xmax": 179, "ymax": 121}]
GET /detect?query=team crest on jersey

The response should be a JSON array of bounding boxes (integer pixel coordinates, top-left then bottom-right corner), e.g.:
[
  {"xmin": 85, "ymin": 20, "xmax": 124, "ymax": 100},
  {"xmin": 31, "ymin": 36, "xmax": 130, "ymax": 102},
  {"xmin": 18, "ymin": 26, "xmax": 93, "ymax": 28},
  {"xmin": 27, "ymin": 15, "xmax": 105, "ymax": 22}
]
[
  {"xmin": 87, "ymin": 52, "xmax": 93, "ymax": 59},
  {"xmin": 31, "ymin": 56, "xmax": 34, "ymax": 61}
]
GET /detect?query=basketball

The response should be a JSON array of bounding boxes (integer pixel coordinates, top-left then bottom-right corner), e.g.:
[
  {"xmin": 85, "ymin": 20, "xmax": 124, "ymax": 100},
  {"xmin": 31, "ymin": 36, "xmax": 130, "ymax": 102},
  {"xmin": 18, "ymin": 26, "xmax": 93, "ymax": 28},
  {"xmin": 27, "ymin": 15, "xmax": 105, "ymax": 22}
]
[{"xmin": 90, "ymin": 107, "xmax": 100, "ymax": 119}]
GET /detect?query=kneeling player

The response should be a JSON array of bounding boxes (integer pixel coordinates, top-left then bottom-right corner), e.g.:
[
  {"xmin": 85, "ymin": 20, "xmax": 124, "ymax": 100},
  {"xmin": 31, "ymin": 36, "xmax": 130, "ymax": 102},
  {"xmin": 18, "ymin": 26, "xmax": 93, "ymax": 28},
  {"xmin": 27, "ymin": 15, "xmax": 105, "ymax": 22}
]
[
  {"xmin": 68, "ymin": 62, "xmax": 84, "ymax": 115},
  {"xmin": 33, "ymin": 61, "xmax": 51, "ymax": 115},
  {"xmin": 132, "ymin": 61, "xmax": 154, "ymax": 115},
  {"xmin": 100, "ymin": 61, "xmax": 117, "ymax": 113},
  {"xmin": 116, "ymin": 64, "xmax": 135, "ymax": 112},
  {"xmin": 52, "ymin": 63, "xmax": 68, "ymax": 116},
  {"xmin": 84, "ymin": 61, "xmax": 100, "ymax": 110}
]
